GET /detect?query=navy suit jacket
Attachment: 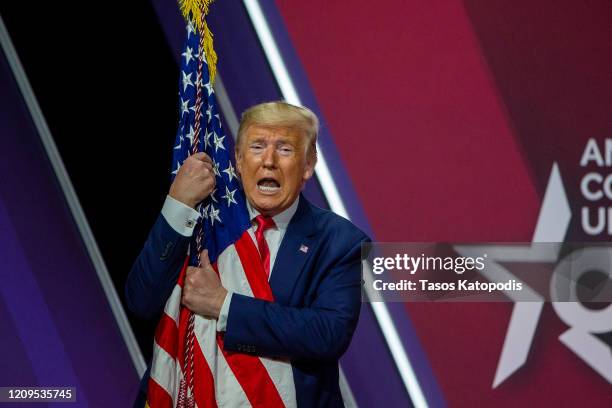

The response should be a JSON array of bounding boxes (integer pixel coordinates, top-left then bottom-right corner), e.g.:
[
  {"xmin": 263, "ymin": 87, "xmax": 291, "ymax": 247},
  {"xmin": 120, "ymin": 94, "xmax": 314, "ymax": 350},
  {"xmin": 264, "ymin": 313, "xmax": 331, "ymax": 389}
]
[{"xmin": 126, "ymin": 195, "xmax": 369, "ymax": 407}]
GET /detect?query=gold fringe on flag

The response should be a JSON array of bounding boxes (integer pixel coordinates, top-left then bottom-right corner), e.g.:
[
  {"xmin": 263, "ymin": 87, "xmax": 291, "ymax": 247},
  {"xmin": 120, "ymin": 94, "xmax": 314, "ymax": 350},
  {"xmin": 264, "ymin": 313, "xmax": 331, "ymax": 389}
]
[{"xmin": 178, "ymin": 0, "xmax": 218, "ymax": 84}]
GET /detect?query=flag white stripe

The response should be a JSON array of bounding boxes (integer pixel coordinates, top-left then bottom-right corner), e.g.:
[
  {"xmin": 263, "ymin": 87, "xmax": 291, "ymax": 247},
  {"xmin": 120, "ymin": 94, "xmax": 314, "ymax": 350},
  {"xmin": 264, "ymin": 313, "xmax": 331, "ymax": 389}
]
[
  {"xmin": 150, "ymin": 340, "xmax": 180, "ymax": 407},
  {"xmin": 217, "ymin": 244, "xmax": 254, "ymax": 297},
  {"xmin": 259, "ymin": 357, "xmax": 297, "ymax": 408},
  {"xmin": 164, "ymin": 284, "xmax": 182, "ymax": 325}
]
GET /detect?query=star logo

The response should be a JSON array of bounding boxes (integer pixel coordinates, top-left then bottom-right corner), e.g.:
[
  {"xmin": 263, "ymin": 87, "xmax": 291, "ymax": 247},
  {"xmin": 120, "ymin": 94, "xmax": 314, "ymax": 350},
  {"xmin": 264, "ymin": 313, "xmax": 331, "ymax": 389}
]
[{"xmin": 451, "ymin": 163, "xmax": 612, "ymax": 388}]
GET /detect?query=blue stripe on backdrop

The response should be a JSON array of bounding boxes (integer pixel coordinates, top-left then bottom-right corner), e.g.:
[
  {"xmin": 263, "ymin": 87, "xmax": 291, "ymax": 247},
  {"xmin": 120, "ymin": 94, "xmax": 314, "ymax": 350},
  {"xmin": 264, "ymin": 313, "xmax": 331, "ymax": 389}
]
[
  {"xmin": 0, "ymin": 199, "xmax": 86, "ymax": 404},
  {"xmin": 0, "ymin": 296, "xmax": 39, "ymax": 387}
]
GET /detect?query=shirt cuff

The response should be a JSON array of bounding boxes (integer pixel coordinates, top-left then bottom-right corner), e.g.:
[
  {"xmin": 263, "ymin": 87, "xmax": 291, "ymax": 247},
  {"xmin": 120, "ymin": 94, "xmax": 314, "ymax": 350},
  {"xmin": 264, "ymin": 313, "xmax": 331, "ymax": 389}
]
[
  {"xmin": 217, "ymin": 291, "xmax": 233, "ymax": 332},
  {"xmin": 161, "ymin": 195, "xmax": 201, "ymax": 237}
]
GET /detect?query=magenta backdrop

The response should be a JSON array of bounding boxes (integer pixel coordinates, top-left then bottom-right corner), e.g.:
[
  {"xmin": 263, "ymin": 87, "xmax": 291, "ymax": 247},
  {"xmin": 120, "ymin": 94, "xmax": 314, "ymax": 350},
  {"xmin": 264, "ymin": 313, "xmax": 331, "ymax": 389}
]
[{"xmin": 275, "ymin": 0, "xmax": 612, "ymax": 406}]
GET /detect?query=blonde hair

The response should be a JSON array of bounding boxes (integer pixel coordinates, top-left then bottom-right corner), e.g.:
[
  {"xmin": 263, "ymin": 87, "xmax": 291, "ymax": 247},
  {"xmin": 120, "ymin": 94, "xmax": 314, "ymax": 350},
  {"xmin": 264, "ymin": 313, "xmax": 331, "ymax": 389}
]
[{"xmin": 236, "ymin": 101, "xmax": 319, "ymax": 161}]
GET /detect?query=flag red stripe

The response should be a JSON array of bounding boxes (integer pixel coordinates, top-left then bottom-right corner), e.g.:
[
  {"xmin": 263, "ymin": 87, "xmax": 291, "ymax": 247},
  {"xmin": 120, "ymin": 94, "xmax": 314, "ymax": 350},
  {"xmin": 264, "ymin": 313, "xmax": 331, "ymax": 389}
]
[
  {"xmin": 218, "ymin": 335, "xmax": 285, "ymax": 408},
  {"xmin": 193, "ymin": 335, "xmax": 218, "ymax": 408},
  {"xmin": 233, "ymin": 231, "xmax": 274, "ymax": 301},
  {"xmin": 154, "ymin": 313, "xmax": 179, "ymax": 360},
  {"xmin": 147, "ymin": 376, "xmax": 173, "ymax": 408}
]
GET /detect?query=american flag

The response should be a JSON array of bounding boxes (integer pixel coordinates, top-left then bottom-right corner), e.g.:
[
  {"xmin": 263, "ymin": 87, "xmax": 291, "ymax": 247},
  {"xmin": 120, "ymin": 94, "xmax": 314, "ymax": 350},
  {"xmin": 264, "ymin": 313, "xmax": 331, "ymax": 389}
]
[{"xmin": 145, "ymin": 17, "xmax": 295, "ymax": 408}]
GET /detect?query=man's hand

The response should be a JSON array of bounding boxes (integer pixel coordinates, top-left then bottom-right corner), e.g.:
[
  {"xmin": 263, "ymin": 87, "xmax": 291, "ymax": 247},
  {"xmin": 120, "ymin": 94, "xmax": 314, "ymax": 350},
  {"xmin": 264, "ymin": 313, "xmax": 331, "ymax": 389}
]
[
  {"xmin": 169, "ymin": 152, "xmax": 216, "ymax": 208},
  {"xmin": 182, "ymin": 250, "xmax": 227, "ymax": 319}
]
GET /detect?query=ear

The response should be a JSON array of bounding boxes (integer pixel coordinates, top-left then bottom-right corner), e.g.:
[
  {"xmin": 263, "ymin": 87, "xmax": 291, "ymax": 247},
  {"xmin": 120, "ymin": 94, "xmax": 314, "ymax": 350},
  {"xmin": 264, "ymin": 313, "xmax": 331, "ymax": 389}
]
[
  {"xmin": 235, "ymin": 149, "xmax": 243, "ymax": 175},
  {"xmin": 303, "ymin": 158, "xmax": 315, "ymax": 181}
]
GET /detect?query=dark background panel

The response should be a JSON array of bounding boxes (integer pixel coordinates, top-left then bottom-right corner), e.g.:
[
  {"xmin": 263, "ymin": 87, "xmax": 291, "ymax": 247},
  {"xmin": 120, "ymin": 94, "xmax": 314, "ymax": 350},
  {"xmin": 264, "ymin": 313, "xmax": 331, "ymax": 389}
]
[
  {"xmin": 0, "ymin": 1, "xmax": 180, "ymax": 360},
  {"xmin": 0, "ymin": 28, "xmax": 138, "ymax": 405}
]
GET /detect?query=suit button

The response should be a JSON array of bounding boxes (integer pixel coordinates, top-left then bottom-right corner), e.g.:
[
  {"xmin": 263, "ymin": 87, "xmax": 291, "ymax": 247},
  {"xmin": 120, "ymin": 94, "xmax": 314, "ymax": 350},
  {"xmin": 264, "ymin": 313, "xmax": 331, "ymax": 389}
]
[{"xmin": 160, "ymin": 242, "xmax": 174, "ymax": 261}]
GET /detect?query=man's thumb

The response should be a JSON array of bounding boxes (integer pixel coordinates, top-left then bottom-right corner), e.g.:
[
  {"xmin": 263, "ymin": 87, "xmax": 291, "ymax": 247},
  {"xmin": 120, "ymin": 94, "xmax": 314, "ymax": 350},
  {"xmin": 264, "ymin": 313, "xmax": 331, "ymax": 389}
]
[{"xmin": 200, "ymin": 249, "xmax": 211, "ymax": 267}]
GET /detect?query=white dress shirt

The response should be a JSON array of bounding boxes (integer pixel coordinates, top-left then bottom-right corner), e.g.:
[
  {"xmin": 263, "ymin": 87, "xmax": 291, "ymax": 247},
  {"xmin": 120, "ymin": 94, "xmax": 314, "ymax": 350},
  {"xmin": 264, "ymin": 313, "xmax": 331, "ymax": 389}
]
[{"xmin": 160, "ymin": 194, "xmax": 300, "ymax": 331}]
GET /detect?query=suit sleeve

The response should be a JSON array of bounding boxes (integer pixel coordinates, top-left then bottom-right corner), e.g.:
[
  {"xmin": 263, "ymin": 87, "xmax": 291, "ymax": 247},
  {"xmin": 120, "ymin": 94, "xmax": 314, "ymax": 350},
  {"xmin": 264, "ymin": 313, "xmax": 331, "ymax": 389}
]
[
  {"xmin": 222, "ymin": 233, "xmax": 368, "ymax": 362},
  {"xmin": 125, "ymin": 213, "xmax": 191, "ymax": 319}
]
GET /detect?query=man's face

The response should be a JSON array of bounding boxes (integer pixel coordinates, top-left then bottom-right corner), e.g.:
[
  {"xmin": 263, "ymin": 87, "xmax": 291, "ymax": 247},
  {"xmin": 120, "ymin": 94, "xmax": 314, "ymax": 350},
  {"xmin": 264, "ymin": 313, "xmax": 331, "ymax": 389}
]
[{"xmin": 236, "ymin": 125, "xmax": 315, "ymax": 217}]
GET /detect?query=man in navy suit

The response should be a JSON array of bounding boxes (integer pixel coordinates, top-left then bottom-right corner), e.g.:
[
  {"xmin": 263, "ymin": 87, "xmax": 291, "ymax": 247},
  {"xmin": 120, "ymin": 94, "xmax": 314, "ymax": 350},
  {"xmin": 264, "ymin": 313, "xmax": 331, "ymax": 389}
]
[{"xmin": 126, "ymin": 101, "xmax": 369, "ymax": 407}]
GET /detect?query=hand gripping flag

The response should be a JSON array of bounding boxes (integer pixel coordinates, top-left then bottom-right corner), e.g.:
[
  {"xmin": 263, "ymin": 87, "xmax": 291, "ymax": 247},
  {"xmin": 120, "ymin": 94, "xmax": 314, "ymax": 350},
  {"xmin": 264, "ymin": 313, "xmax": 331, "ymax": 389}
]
[{"xmin": 146, "ymin": 2, "xmax": 295, "ymax": 407}]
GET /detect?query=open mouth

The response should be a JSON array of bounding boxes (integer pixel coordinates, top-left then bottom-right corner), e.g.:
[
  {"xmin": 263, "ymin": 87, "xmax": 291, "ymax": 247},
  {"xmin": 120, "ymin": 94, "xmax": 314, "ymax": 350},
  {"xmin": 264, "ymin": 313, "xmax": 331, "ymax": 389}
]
[{"xmin": 257, "ymin": 178, "xmax": 281, "ymax": 194}]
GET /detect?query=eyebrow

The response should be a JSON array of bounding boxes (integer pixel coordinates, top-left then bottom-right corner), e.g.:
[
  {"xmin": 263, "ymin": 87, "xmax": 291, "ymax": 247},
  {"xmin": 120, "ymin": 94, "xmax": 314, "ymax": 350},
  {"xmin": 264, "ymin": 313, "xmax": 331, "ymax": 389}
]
[{"xmin": 248, "ymin": 138, "xmax": 296, "ymax": 146}]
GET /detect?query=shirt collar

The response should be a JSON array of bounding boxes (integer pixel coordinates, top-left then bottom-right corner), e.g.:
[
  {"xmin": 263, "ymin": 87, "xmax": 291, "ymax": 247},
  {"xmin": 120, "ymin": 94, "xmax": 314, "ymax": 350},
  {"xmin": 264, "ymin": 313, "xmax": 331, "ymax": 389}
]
[{"xmin": 246, "ymin": 195, "xmax": 300, "ymax": 230}]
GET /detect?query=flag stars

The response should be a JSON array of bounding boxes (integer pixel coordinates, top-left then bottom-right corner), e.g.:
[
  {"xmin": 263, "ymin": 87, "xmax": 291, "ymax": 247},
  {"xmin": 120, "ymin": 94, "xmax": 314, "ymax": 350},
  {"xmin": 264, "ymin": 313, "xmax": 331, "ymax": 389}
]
[
  {"xmin": 213, "ymin": 133, "xmax": 226, "ymax": 152},
  {"xmin": 223, "ymin": 161, "xmax": 237, "ymax": 182},
  {"xmin": 209, "ymin": 205, "xmax": 222, "ymax": 225},
  {"xmin": 210, "ymin": 188, "xmax": 218, "ymax": 203},
  {"xmin": 180, "ymin": 98, "xmax": 190, "ymax": 116},
  {"xmin": 212, "ymin": 160, "xmax": 221, "ymax": 177},
  {"xmin": 177, "ymin": 133, "xmax": 185, "ymax": 147},
  {"xmin": 204, "ymin": 129, "xmax": 212, "ymax": 150},
  {"xmin": 202, "ymin": 203, "xmax": 210, "ymax": 220},
  {"xmin": 172, "ymin": 161, "xmax": 181, "ymax": 175},
  {"xmin": 221, "ymin": 186, "xmax": 237, "ymax": 207},
  {"xmin": 204, "ymin": 81, "xmax": 214, "ymax": 96},
  {"xmin": 187, "ymin": 20, "xmax": 196, "ymax": 39},
  {"xmin": 186, "ymin": 125, "xmax": 196, "ymax": 147},
  {"xmin": 182, "ymin": 71, "xmax": 194, "ymax": 92},
  {"xmin": 182, "ymin": 46, "xmax": 194, "ymax": 65}
]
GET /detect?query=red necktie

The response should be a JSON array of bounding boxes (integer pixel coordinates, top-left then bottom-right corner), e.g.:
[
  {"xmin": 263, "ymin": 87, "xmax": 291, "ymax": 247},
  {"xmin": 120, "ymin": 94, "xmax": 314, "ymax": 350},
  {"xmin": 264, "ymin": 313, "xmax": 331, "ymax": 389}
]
[{"xmin": 254, "ymin": 215, "xmax": 276, "ymax": 278}]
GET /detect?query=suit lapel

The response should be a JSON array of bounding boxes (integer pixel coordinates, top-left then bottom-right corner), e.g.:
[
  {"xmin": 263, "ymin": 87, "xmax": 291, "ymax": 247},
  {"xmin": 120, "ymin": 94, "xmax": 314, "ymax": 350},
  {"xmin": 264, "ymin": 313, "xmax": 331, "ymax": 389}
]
[{"xmin": 269, "ymin": 196, "xmax": 318, "ymax": 304}]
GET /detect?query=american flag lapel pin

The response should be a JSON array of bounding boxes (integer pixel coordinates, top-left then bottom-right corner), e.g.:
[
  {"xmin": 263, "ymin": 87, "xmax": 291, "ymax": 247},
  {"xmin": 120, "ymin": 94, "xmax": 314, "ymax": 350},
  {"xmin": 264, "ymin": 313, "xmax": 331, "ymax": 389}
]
[{"xmin": 299, "ymin": 244, "xmax": 309, "ymax": 253}]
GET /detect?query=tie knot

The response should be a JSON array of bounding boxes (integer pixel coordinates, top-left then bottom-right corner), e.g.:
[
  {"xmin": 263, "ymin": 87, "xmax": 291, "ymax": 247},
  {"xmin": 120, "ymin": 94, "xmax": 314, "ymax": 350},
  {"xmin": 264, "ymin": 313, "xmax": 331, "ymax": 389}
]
[{"xmin": 254, "ymin": 215, "xmax": 276, "ymax": 232}]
